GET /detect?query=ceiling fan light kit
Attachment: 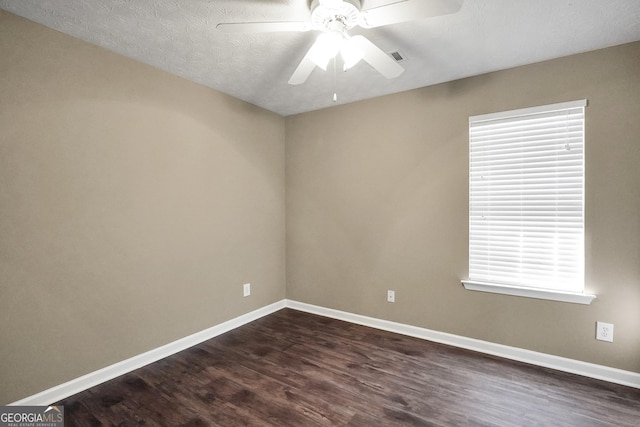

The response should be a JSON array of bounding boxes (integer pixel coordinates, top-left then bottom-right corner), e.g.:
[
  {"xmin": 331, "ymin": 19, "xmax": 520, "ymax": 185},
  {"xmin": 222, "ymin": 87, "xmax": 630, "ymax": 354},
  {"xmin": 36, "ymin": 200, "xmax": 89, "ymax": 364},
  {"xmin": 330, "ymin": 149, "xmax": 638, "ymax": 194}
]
[
  {"xmin": 308, "ymin": 0, "xmax": 364, "ymax": 71},
  {"xmin": 309, "ymin": 32, "xmax": 364, "ymax": 71},
  {"xmin": 217, "ymin": 0, "xmax": 464, "ymax": 86}
]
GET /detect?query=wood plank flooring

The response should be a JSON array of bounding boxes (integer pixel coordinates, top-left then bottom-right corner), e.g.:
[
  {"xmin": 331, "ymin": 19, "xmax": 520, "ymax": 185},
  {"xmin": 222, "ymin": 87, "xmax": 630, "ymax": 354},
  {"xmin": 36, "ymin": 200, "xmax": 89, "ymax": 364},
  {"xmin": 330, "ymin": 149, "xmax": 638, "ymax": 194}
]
[{"xmin": 58, "ymin": 308, "xmax": 640, "ymax": 426}]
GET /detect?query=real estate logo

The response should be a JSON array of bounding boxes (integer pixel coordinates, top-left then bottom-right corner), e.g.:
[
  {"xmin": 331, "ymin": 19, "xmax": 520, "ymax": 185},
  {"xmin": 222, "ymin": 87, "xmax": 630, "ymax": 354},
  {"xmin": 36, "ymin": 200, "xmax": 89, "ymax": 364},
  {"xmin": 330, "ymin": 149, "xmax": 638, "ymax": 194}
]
[{"xmin": 0, "ymin": 405, "xmax": 64, "ymax": 427}]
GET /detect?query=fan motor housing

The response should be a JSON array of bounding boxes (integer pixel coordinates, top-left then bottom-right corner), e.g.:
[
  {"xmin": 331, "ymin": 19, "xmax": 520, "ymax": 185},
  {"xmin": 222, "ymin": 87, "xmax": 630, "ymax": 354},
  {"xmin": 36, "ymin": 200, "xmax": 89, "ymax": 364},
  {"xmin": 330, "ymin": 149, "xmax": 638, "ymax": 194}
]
[{"xmin": 311, "ymin": 0, "xmax": 362, "ymax": 31}]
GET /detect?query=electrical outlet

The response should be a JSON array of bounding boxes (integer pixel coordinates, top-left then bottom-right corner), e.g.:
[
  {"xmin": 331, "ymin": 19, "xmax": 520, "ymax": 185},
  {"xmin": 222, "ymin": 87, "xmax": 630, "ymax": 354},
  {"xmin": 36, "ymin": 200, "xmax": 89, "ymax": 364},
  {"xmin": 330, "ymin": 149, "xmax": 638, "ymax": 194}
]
[
  {"xmin": 387, "ymin": 290, "xmax": 395, "ymax": 303},
  {"xmin": 243, "ymin": 283, "xmax": 251, "ymax": 297},
  {"xmin": 596, "ymin": 321, "xmax": 613, "ymax": 342}
]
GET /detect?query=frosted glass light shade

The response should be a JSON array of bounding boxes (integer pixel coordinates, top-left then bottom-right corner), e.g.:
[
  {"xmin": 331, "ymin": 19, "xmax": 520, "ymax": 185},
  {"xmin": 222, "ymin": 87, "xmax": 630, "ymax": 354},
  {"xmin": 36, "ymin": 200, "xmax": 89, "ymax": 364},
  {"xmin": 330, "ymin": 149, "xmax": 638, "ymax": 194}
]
[
  {"xmin": 309, "ymin": 32, "xmax": 342, "ymax": 70},
  {"xmin": 340, "ymin": 37, "xmax": 364, "ymax": 70}
]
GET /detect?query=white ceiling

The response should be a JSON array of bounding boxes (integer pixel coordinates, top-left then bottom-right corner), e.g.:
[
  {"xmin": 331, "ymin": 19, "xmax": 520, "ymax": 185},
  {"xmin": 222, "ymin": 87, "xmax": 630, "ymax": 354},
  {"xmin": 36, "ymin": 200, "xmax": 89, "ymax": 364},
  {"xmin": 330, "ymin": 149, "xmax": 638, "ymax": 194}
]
[{"xmin": 2, "ymin": 0, "xmax": 639, "ymax": 116}]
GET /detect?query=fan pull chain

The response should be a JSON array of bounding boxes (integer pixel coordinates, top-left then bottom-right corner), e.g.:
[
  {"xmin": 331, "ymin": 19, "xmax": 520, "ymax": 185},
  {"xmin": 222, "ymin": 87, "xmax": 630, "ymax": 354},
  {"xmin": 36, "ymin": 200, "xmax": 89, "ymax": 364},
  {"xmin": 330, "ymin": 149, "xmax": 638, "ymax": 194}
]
[{"xmin": 332, "ymin": 56, "xmax": 338, "ymax": 103}]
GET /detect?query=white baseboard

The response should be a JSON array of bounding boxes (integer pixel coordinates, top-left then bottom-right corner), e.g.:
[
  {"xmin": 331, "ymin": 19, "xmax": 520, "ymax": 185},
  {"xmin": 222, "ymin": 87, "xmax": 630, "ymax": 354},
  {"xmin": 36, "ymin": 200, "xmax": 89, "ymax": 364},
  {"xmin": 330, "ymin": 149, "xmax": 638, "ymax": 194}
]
[
  {"xmin": 12, "ymin": 297, "xmax": 639, "ymax": 406},
  {"xmin": 11, "ymin": 300, "xmax": 286, "ymax": 406},
  {"xmin": 285, "ymin": 299, "xmax": 640, "ymax": 389}
]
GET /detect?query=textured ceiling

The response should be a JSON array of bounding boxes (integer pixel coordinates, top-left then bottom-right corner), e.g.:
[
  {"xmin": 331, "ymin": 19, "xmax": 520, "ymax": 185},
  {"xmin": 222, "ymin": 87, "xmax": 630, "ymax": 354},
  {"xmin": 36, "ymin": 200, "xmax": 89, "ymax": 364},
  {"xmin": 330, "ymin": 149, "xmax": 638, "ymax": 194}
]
[{"xmin": 1, "ymin": 0, "xmax": 640, "ymax": 116}]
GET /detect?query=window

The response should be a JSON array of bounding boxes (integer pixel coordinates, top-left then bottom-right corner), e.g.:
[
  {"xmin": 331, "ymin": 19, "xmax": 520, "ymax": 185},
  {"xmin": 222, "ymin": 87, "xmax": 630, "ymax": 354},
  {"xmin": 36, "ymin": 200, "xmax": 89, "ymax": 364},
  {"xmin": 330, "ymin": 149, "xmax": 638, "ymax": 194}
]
[{"xmin": 462, "ymin": 100, "xmax": 595, "ymax": 304}]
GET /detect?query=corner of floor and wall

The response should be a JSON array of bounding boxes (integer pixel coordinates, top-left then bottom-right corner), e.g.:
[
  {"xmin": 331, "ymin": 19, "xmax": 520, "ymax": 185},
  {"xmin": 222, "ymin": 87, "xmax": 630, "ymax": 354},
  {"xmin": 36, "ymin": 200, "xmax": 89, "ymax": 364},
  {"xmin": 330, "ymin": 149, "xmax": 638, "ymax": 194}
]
[{"xmin": 2, "ymin": 9, "xmax": 639, "ymax": 405}]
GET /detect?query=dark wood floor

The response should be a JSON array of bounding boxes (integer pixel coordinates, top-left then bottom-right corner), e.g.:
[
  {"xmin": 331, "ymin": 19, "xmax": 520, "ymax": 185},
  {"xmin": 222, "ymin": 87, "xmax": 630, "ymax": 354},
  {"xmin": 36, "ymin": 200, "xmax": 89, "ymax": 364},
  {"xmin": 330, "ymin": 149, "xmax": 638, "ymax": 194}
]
[{"xmin": 58, "ymin": 308, "xmax": 640, "ymax": 426}]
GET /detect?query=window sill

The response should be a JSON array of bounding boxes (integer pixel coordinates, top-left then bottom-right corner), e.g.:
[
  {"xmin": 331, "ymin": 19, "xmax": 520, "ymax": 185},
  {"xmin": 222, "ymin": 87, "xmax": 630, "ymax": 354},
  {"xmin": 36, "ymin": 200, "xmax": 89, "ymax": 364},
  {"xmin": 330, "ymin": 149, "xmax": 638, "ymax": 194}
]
[{"xmin": 461, "ymin": 280, "xmax": 596, "ymax": 305}]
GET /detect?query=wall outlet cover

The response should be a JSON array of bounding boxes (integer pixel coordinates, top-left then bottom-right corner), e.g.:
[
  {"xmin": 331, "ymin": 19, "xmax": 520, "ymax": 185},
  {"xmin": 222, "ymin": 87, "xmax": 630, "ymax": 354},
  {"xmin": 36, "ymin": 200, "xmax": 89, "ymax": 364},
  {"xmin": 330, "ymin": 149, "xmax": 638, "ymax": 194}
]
[
  {"xmin": 596, "ymin": 321, "xmax": 613, "ymax": 342},
  {"xmin": 243, "ymin": 283, "xmax": 251, "ymax": 297}
]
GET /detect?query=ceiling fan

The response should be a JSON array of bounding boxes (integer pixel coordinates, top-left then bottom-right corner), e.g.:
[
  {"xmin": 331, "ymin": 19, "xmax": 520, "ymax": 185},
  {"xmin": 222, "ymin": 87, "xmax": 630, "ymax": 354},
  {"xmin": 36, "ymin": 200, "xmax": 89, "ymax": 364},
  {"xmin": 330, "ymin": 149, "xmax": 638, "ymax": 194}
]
[{"xmin": 217, "ymin": 0, "xmax": 463, "ymax": 85}]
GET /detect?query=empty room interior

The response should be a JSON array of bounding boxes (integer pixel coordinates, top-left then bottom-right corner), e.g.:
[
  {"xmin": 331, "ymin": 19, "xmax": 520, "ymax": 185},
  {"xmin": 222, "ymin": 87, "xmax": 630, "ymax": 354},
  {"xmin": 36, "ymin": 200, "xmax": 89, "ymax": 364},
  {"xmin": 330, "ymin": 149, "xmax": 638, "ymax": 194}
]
[{"xmin": 1, "ymin": 0, "xmax": 639, "ymax": 425}]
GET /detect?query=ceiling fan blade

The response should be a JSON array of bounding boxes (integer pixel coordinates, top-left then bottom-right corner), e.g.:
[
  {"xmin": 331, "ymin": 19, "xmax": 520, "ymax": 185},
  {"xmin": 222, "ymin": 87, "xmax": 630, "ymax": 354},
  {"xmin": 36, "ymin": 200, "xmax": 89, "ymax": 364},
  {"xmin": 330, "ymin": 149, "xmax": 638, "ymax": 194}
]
[
  {"xmin": 359, "ymin": 0, "xmax": 463, "ymax": 28},
  {"xmin": 216, "ymin": 21, "xmax": 313, "ymax": 33},
  {"xmin": 288, "ymin": 47, "xmax": 317, "ymax": 85},
  {"xmin": 350, "ymin": 36, "xmax": 404, "ymax": 79}
]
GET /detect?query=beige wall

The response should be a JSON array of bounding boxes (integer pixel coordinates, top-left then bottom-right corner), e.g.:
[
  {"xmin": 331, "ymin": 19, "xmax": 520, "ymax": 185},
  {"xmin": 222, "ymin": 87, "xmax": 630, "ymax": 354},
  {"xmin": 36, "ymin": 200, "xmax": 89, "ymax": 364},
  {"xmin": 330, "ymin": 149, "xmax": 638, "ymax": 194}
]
[
  {"xmin": 0, "ymin": 11, "xmax": 285, "ymax": 404},
  {"xmin": 286, "ymin": 42, "xmax": 640, "ymax": 373}
]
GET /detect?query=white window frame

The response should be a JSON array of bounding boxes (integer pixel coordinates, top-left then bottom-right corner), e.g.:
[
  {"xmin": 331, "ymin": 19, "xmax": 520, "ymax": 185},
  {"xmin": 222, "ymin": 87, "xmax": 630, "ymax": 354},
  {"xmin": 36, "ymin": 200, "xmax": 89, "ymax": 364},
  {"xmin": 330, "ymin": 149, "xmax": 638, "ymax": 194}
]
[{"xmin": 462, "ymin": 100, "xmax": 595, "ymax": 304}]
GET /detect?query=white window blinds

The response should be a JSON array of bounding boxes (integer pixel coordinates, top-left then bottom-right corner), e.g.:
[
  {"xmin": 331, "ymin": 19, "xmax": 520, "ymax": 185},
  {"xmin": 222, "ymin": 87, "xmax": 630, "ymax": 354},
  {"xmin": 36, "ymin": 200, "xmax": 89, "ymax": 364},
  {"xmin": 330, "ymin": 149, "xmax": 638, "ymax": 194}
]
[{"xmin": 468, "ymin": 100, "xmax": 586, "ymax": 293}]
